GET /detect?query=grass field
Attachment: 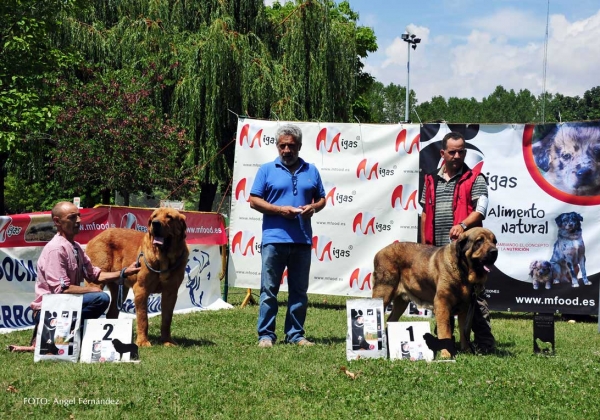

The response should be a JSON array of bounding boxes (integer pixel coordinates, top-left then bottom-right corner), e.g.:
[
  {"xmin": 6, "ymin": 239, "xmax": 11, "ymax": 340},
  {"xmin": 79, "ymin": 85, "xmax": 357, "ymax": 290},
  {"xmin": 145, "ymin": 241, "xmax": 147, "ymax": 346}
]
[{"xmin": 1, "ymin": 291, "xmax": 599, "ymax": 420}]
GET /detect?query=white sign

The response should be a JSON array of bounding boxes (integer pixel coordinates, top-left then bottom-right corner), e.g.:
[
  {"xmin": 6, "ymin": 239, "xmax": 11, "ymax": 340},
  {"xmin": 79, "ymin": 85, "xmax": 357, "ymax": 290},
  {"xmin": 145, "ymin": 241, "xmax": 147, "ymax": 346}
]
[
  {"xmin": 388, "ymin": 321, "xmax": 434, "ymax": 361},
  {"xmin": 80, "ymin": 318, "xmax": 134, "ymax": 363},
  {"xmin": 159, "ymin": 200, "xmax": 185, "ymax": 210}
]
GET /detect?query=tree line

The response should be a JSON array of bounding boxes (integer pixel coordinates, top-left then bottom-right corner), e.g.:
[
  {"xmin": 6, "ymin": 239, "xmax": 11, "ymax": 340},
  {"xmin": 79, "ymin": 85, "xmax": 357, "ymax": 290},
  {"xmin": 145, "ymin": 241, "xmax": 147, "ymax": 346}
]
[{"xmin": 1, "ymin": 0, "xmax": 598, "ymax": 214}]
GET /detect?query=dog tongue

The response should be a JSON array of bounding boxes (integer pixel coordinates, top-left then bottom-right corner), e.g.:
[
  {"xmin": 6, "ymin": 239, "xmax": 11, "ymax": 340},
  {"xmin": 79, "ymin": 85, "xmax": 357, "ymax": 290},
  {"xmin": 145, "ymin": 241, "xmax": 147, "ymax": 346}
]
[
  {"xmin": 153, "ymin": 236, "xmax": 164, "ymax": 246},
  {"xmin": 483, "ymin": 264, "xmax": 494, "ymax": 273}
]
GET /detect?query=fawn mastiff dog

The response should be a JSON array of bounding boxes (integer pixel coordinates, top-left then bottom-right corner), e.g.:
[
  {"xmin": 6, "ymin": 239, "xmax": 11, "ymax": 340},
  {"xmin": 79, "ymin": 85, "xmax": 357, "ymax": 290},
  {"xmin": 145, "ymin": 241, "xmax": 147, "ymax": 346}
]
[
  {"xmin": 86, "ymin": 208, "xmax": 189, "ymax": 347},
  {"xmin": 372, "ymin": 227, "xmax": 498, "ymax": 358}
]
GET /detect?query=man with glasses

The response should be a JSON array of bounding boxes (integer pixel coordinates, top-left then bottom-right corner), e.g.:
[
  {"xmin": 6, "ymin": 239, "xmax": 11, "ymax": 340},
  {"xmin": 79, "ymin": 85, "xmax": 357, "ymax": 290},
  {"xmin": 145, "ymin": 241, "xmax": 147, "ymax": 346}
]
[
  {"xmin": 250, "ymin": 124, "xmax": 326, "ymax": 348},
  {"xmin": 420, "ymin": 131, "xmax": 496, "ymax": 354}
]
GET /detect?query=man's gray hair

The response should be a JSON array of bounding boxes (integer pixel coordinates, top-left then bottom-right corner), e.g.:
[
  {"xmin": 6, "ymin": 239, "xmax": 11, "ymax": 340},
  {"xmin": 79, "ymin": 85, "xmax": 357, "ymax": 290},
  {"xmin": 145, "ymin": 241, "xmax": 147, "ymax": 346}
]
[{"xmin": 276, "ymin": 124, "xmax": 302, "ymax": 145}]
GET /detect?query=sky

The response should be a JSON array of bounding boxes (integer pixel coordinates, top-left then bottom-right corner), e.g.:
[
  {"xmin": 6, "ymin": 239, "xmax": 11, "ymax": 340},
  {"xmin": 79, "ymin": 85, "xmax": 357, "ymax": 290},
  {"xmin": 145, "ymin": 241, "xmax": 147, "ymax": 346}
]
[{"xmin": 264, "ymin": 0, "xmax": 600, "ymax": 105}]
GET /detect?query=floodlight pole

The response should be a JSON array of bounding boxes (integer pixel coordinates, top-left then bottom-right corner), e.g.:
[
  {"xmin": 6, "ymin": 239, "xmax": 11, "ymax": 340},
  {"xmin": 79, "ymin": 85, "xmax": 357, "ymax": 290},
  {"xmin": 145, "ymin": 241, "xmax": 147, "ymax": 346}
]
[
  {"xmin": 401, "ymin": 32, "xmax": 421, "ymax": 123},
  {"xmin": 405, "ymin": 42, "xmax": 411, "ymax": 123}
]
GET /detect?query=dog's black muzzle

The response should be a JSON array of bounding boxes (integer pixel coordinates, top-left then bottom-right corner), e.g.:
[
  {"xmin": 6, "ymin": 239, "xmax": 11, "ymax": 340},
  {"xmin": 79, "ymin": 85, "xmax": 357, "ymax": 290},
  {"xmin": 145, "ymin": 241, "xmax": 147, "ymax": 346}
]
[{"xmin": 151, "ymin": 220, "xmax": 163, "ymax": 236}]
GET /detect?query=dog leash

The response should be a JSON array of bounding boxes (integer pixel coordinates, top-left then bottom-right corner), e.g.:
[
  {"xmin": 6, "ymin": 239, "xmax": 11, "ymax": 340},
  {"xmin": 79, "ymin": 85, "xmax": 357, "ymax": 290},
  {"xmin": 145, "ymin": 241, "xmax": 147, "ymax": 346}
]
[
  {"xmin": 116, "ymin": 268, "xmax": 127, "ymax": 312},
  {"xmin": 136, "ymin": 250, "xmax": 187, "ymax": 274}
]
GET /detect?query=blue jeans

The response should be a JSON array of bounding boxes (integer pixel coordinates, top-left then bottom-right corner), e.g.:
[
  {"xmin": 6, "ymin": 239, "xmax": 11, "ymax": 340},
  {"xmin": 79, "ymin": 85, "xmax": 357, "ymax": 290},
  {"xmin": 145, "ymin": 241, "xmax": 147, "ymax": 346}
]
[
  {"xmin": 82, "ymin": 292, "xmax": 111, "ymax": 319},
  {"xmin": 257, "ymin": 243, "xmax": 311, "ymax": 344}
]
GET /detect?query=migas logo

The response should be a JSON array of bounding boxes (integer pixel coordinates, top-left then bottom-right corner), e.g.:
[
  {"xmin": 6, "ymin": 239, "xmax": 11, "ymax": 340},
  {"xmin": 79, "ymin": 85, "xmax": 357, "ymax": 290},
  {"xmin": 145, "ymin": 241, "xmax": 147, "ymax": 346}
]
[
  {"xmin": 353, "ymin": 213, "xmax": 392, "ymax": 235},
  {"xmin": 0, "ymin": 216, "xmax": 21, "ymax": 243},
  {"xmin": 395, "ymin": 129, "xmax": 421, "ymax": 154},
  {"xmin": 353, "ymin": 212, "xmax": 375, "ymax": 235},
  {"xmin": 238, "ymin": 124, "xmax": 264, "ymax": 148},
  {"xmin": 231, "ymin": 231, "xmax": 258, "ymax": 256},
  {"xmin": 234, "ymin": 178, "xmax": 253, "ymax": 202},
  {"xmin": 391, "ymin": 185, "xmax": 419, "ymax": 210},
  {"xmin": 312, "ymin": 236, "xmax": 352, "ymax": 261},
  {"xmin": 325, "ymin": 186, "xmax": 355, "ymax": 206},
  {"xmin": 356, "ymin": 159, "xmax": 395, "ymax": 180},
  {"xmin": 349, "ymin": 268, "xmax": 371, "ymax": 291},
  {"xmin": 316, "ymin": 127, "xmax": 341, "ymax": 153}
]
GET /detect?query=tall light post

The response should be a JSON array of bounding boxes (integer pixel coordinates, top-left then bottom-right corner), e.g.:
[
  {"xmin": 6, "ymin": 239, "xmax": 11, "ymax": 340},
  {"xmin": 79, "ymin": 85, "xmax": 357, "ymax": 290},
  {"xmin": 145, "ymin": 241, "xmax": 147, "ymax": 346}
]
[{"xmin": 401, "ymin": 32, "xmax": 421, "ymax": 122}]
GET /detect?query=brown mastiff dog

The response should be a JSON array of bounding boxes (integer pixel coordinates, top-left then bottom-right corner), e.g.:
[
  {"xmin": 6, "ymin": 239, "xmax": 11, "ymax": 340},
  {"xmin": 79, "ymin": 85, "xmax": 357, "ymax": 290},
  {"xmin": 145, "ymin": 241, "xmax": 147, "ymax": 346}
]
[
  {"xmin": 372, "ymin": 227, "xmax": 498, "ymax": 358},
  {"xmin": 86, "ymin": 208, "xmax": 189, "ymax": 347}
]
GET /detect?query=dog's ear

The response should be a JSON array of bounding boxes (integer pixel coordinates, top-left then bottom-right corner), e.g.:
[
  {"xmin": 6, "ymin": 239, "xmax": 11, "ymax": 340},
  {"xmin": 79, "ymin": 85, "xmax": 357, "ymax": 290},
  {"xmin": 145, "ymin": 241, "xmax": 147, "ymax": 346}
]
[
  {"xmin": 178, "ymin": 212, "xmax": 187, "ymax": 240},
  {"xmin": 555, "ymin": 213, "xmax": 565, "ymax": 226},
  {"xmin": 456, "ymin": 233, "xmax": 470, "ymax": 261},
  {"xmin": 532, "ymin": 140, "xmax": 551, "ymax": 172},
  {"xmin": 529, "ymin": 260, "xmax": 538, "ymax": 274},
  {"xmin": 575, "ymin": 212, "xmax": 583, "ymax": 222}
]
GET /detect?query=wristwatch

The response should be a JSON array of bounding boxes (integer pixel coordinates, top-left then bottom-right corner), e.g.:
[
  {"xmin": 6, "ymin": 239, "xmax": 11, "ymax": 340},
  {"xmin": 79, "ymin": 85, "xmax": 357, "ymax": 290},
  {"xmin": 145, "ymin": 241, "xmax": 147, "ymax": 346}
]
[{"xmin": 459, "ymin": 222, "xmax": 468, "ymax": 231}]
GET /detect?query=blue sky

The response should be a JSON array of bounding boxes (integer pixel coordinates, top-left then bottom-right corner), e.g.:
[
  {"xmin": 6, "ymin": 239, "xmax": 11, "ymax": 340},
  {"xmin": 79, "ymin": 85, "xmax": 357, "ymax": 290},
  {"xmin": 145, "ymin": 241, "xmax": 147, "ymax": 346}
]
[{"xmin": 265, "ymin": 0, "xmax": 600, "ymax": 105}]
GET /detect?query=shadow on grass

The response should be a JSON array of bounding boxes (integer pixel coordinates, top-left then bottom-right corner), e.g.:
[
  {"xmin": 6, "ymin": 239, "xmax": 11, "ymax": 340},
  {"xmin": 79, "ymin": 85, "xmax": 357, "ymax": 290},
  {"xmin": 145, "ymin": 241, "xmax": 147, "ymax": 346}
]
[
  {"xmin": 314, "ymin": 336, "xmax": 347, "ymax": 345},
  {"xmin": 145, "ymin": 336, "xmax": 217, "ymax": 348}
]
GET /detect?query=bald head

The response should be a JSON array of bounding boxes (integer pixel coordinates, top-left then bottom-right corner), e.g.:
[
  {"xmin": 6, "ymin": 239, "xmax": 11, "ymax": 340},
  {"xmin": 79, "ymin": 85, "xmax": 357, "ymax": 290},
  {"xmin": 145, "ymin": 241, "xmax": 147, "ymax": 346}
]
[
  {"xmin": 52, "ymin": 201, "xmax": 81, "ymax": 240},
  {"xmin": 52, "ymin": 201, "xmax": 78, "ymax": 219}
]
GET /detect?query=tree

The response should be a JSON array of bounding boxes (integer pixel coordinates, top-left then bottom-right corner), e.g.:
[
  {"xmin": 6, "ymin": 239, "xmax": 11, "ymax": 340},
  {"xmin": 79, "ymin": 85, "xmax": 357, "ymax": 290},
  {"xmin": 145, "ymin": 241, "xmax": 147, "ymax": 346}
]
[
  {"xmin": 52, "ymin": 0, "xmax": 373, "ymax": 211},
  {"xmin": 0, "ymin": 0, "xmax": 82, "ymax": 213},
  {"xmin": 52, "ymin": 67, "xmax": 192, "ymax": 207}
]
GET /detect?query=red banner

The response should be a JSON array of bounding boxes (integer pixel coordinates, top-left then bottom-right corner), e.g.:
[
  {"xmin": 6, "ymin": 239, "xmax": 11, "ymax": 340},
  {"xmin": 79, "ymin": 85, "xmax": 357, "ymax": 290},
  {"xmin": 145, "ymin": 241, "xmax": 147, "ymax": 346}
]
[{"xmin": 0, "ymin": 206, "xmax": 226, "ymax": 247}]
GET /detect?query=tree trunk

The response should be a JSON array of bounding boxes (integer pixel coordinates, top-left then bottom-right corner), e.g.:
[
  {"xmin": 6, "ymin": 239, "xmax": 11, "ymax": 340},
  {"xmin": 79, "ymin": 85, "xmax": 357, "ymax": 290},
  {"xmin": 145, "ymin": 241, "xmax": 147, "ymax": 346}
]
[
  {"xmin": 0, "ymin": 153, "xmax": 6, "ymax": 215},
  {"xmin": 102, "ymin": 189, "xmax": 112, "ymax": 205},
  {"xmin": 197, "ymin": 182, "xmax": 217, "ymax": 212}
]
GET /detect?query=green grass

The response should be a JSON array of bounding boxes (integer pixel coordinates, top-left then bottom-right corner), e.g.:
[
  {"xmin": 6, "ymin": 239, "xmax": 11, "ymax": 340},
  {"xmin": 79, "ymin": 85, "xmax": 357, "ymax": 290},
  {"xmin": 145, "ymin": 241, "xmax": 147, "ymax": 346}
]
[{"xmin": 1, "ymin": 291, "xmax": 599, "ymax": 420}]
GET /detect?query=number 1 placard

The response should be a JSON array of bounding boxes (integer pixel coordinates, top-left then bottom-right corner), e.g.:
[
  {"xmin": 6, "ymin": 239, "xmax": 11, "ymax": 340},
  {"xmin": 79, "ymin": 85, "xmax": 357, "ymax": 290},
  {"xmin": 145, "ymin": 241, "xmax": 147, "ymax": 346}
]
[
  {"xmin": 388, "ymin": 321, "xmax": 434, "ymax": 361},
  {"xmin": 80, "ymin": 319, "xmax": 134, "ymax": 363}
]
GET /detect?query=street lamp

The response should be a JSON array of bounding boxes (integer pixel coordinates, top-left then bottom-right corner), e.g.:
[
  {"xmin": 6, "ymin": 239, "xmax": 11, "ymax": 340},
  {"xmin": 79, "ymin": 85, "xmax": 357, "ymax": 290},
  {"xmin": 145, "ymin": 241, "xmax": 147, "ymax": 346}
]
[{"xmin": 401, "ymin": 32, "xmax": 421, "ymax": 123}]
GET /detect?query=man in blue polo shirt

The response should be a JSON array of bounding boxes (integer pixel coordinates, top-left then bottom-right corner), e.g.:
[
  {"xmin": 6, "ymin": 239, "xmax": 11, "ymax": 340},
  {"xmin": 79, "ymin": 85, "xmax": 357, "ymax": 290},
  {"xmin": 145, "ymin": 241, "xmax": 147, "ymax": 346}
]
[{"xmin": 250, "ymin": 123, "xmax": 326, "ymax": 348}]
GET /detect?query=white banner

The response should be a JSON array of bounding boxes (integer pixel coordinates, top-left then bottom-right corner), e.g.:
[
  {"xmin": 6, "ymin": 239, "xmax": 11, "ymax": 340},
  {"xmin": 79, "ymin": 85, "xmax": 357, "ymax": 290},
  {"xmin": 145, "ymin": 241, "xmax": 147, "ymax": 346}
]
[
  {"xmin": 0, "ymin": 245, "xmax": 228, "ymax": 333},
  {"xmin": 229, "ymin": 119, "xmax": 420, "ymax": 297}
]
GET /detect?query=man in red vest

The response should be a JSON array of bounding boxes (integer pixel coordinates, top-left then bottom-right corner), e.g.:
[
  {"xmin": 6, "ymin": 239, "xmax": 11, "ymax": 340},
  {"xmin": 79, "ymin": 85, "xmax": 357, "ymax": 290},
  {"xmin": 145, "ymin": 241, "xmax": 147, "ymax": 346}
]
[{"xmin": 420, "ymin": 131, "xmax": 496, "ymax": 354}]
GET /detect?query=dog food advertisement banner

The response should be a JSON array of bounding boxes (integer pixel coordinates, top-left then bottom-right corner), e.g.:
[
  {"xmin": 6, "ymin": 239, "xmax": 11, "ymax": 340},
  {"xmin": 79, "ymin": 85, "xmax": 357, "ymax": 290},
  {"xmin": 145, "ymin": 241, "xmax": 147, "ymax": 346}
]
[
  {"xmin": 0, "ymin": 207, "xmax": 230, "ymax": 333},
  {"xmin": 419, "ymin": 122, "xmax": 600, "ymax": 315},
  {"xmin": 34, "ymin": 294, "xmax": 83, "ymax": 363},
  {"xmin": 231, "ymin": 119, "xmax": 600, "ymax": 316},
  {"xmin": 346, "ymin": 298, "xmax": 387, "ymax": 361}
]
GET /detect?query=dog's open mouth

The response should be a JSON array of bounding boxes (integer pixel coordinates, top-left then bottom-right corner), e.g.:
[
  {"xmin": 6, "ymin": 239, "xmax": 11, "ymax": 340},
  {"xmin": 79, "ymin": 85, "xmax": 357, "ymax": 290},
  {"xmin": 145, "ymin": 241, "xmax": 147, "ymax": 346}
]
[{"xmin": 153, "ymin": 236, "xmax": 164, "ymax": 247}]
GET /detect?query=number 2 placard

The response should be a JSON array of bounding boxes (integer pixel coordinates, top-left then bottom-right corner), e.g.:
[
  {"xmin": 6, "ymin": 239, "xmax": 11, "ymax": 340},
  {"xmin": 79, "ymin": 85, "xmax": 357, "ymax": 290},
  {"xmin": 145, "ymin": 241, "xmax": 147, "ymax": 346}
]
[{"xmin": 80, "ymin": 319, "xmax": 134, "ymax": 363}]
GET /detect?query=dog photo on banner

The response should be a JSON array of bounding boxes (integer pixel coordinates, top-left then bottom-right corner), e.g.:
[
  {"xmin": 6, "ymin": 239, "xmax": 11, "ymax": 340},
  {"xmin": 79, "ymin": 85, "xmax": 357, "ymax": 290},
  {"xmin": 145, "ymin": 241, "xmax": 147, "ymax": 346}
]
[
  {"xmin": 346, "ymin": 298, "xmax": 386, "ymax": 360},
  {"xmin": 34, "ymin": 294, "xmax": 83, "ymax": 363}
]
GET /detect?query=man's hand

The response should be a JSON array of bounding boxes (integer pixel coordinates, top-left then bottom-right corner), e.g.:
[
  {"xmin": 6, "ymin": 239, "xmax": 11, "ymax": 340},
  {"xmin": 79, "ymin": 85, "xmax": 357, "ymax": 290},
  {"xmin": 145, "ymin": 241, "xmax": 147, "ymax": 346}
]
[
  {"xmin": 279, "ymin": 205, "xmax": 302, "ymax": 219},
  {"xmin": 299, "ymin": 204, "xmax": 316, "ymax": 219},
  {"xmin": 123, "ymin": 261, "xmax": 142, "ymax": 277}
]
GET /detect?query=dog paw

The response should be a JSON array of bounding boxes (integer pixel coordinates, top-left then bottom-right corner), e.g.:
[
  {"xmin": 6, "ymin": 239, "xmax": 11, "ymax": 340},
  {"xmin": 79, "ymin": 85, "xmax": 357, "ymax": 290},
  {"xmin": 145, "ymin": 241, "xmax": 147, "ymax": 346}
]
[
  {"xmin": 583, "ymin": 280, "xmax": 592, "ymax": 286},
  {"xmin": 136, "ymin": 339, "xmax": 152, "ymax": 347},
  {"xmin": 533, "ymin": 284, "xmax": 539, "ymax": 290},
  {"xmin": 545, "ymin": 282, "xmax": 551, "ymax": 289},
  {"xmin": 571, "ymin": 283, "xmax": 580, "ymax": 288},
  {"xmin": 440, "ymin": 349, "xmax": 453, "ymax": 359}
]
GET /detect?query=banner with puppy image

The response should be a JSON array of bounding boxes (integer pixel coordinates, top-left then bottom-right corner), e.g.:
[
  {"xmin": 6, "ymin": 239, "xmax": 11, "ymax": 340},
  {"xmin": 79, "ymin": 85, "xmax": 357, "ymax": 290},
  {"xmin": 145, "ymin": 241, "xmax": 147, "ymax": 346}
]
[
  {"xmin": 34, "ymin": 294, "xmax": 83, "ymax": 362},
  {"xmin": 346, "ymin": 298, "xmax": 386, "ymax": 360},
  {"xmin": 419, "ymin": 122, "xmax": 600, "ymax": 315}
]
